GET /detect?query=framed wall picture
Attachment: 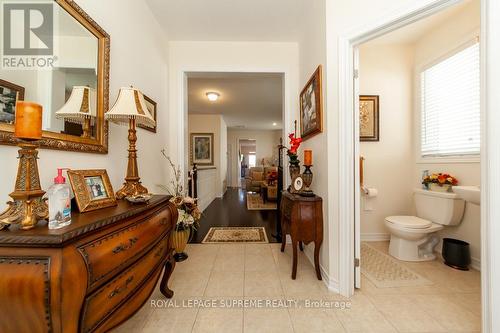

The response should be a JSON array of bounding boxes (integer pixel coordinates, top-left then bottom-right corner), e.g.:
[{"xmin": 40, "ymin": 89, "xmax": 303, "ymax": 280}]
[
  {"xmin": 359, "ymin": 95, "xmax": 380, "ymax": 142},
  {"xmin": 137, "ymin": 94, "xmax": 157, "ymax": 133},
  {"xmin": 190, "ymin": 133, "xmax": 214, "ymax": 166},
  {"xmin": 300, "ymin": 65, "xmax": 323, "ymax": 140},
  {"xmin": 67, "ymin": 169, "xmax": 117, "ymax": 213},
  {"xmin": 0, "ymin": 79, "xmax": 25, "ymax": 125}
]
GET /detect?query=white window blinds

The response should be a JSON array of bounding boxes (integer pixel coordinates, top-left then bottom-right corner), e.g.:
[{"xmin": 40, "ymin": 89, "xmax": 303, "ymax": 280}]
[{"xmin": 420, "ymin": 41, "xmax": 480, "ymax": 157}]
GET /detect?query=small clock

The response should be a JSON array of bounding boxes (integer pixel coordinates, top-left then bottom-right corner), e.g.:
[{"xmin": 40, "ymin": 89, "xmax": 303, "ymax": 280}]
[{"xmin": 292, "ymin": 175, "xmax": 304, "ymax": 193}]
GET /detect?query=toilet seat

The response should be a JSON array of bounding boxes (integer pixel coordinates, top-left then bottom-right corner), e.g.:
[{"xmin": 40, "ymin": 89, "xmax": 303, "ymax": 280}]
[{"xmin": 385, "ymin": 216, "xmax": 432, "ymax": 229}]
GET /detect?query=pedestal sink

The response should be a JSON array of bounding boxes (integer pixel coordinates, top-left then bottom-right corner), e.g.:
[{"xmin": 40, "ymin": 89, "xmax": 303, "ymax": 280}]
[{"xmin": 453, "ymin": 186, "xmax": 480, "ymax": 205}]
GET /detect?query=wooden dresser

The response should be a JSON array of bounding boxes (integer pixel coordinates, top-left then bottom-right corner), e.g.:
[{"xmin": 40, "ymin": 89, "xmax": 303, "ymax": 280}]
[
  {"xmin": 0, "ymin": 195, "xmax": 177, "ymax": 333},
  {"xmin": 280, "ymin": 191, "xmax": 323, "ymax": 280}
]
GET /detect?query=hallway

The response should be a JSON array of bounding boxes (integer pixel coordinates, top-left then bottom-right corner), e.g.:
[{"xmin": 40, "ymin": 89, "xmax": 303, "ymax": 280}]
[{"xmin": 190, "ymin": 188, "xmax": 279, "ymax": 243}]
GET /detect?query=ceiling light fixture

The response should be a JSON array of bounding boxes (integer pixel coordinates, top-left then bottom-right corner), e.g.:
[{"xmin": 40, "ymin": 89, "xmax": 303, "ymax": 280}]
[
  {"xmin": 272, "ymin": 122, "xmax": 277, "ymax": 126},
  {"xmin": 206, "ymin": 92, "xmax": 220, "ymax": 102}
]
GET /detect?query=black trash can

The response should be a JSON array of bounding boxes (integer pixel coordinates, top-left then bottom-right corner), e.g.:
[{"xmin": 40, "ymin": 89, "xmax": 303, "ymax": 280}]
[{"xmin": 442, "ymin": 238, "xmax": 471, "ymax": 271}]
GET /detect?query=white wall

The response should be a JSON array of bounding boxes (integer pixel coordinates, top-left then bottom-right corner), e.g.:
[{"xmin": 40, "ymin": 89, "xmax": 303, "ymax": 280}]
[
  {"xmin": 359, "ymin": 44, "xmax": 415, "ymax": 240},
  {"xmin": 227, "ymin": 129, "xmax": 282, "ymax": 187},
  {"xmin": 188, "ymin": 114, "xmax": 226, "ymax": 202},
  {"xmin": 413, "ymin": 0, "xmax": 481, "ymax": 266},
  {"xmin": 0, "ymin": 0, "xmax": 169, "ymax": 205}
]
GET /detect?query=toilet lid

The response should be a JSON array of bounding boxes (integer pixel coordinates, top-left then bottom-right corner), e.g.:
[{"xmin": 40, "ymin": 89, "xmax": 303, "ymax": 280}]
[{"xmin": 385, "ymin": 216, "xmax": 432, "ymax": 229}]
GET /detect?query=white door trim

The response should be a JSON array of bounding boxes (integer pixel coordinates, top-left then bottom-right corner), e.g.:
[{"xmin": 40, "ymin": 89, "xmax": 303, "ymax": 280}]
[{"xmin": 338, "ymin": 0, "xmax": 496, "ymax": 331}]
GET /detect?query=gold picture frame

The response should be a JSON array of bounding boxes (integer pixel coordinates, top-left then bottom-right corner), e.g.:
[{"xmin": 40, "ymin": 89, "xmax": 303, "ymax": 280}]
[
  {"xmin": 359, "ymin": 95, "xmax": 380, "ymax": 142},
  {"xmin": 300, "ymin": 65, "xmax": 323, "ymax": 140},
  {"xmin": 190, "ymin": 133, "xmax": 214, "ymax": 166},
  {"xmin": 67, "ymin": 169, "xmax": 117, "ymax": 213},
  {"xmin": 137, "ymin": 94, "xmax": 157, "ymax": 133}
]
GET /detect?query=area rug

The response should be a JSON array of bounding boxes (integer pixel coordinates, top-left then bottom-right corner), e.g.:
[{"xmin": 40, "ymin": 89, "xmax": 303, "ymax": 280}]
[
  {"xmin": 361, "ymin": 243, "xmax": 433, "ymax": 288},
  {"xmin": 202, "ymin": 227, "xmax": 269, "ymax": 243},
  {"xmin": 246, "ymin": 193, "xmax": 277, "ymax": 210}
]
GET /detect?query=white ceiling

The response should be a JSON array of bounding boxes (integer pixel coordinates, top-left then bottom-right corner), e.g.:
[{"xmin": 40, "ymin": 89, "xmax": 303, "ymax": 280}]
[
  {"xmin": 187, "ymin": 73, "xmax": 283, "ymax": 130},
  {"xmin": 145, "ymin": 0, "xmax": 306, "ymax": 41},
  {"xmin": 367, "ymin": 0, "xmax": 478, "ymax": 45}
]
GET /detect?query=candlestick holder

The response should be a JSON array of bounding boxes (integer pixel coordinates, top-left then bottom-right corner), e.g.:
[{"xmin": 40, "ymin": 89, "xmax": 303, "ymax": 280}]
[
  {"xmin": 300, "ymin": 165, "xmax": 315, "ymax": 197},
  {"xmin": 0, "ymin": 140, "xmax": 49, "ymax": 230}
]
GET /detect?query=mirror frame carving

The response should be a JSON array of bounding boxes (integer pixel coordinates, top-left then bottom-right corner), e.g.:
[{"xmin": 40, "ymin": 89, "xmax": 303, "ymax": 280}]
[{"xmin": 0, "ymin": 0, "xmax": 110, "ymax": 154}]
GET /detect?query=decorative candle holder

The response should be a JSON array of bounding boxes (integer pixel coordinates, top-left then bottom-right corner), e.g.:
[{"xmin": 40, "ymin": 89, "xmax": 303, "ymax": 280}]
[
  {"xmin": 0, "ymin": 140, "xmax": 49, "ymax": 230},
  {"xmin": 300, "ymin": 165, "xmax": 315, "ymax": 197}
]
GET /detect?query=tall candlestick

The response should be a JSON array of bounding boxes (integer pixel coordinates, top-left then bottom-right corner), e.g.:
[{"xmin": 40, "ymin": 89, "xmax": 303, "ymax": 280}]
[
  {"xmin": 304, "ymin": 149, "xmax": 312, "ymax": 166},
  {"xmin": 14, "ymin": 102, "xmax": 43, "ymax": 140}
]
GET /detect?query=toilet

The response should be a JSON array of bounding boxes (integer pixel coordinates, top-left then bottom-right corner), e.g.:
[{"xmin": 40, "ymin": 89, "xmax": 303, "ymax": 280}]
[{"xmin": 385, "ymin": 189, "xmax": 465, "ymax": 261}]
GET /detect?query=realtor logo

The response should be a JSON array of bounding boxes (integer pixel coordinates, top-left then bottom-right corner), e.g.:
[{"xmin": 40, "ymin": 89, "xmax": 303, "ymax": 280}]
[{"xmin": 3, "ymin": 2, "xmax": 53, "ymax": 55}]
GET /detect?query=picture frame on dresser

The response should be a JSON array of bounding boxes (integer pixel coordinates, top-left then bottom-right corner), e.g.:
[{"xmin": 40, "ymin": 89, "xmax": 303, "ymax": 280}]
[{"xmin": 67, "ymin": 169, "xmax": 117, "ymax": 212}]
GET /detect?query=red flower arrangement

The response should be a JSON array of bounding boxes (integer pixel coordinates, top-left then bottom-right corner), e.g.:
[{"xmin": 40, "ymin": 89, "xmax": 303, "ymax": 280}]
[
  {"xmin": 287, "ymin": 133, "xmax": 302, "ymax": 164},
  {"xmin": 422, "ymin": 173, "xmax": 459, "ymax": 187}
]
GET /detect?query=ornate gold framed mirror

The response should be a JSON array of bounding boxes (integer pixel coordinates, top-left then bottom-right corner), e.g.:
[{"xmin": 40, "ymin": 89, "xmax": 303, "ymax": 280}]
[{"xmin": 0, "ymin": 0, "xmax": 110, "ymax": 153}]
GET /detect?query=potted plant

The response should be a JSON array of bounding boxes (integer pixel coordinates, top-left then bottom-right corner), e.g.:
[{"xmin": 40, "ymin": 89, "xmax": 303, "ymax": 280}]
[
  {"xmin": 160, "ymin": 149, "xmax": 201, "ymax": 262},
  {"xmin": 422, "ymin": 172, "xmax": 458, "ymax": 192}
]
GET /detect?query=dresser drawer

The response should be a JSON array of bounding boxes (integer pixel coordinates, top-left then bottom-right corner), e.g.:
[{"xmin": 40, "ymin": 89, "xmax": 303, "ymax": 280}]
[
  {"xmin": 81, "ymin": 237, "xmax": 169, "ymax": 333},
  {"xmin": 78, "ymin": 208, "xmax": 172, "ymax": 289}
]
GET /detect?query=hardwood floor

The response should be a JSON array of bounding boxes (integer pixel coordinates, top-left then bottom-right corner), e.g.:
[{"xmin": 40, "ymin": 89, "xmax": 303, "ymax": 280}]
[{"xmin": 190, "ymin": 187, "xmax": 279, "ymax": 243}]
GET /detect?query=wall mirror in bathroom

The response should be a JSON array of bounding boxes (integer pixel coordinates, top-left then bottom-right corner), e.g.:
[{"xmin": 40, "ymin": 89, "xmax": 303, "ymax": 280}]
[{"xmin": 0, "ymin": 0, "xmax": 110, "ymax": 153}]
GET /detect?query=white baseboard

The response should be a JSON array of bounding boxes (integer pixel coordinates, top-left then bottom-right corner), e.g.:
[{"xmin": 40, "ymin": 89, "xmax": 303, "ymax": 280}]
[
  {"xmin": 303, "ymin": 245, "xmax": 339, "ymax": 293},
  {"xmin": 361, "ymin": 233, "xmax": 390, "ymax": 242}
]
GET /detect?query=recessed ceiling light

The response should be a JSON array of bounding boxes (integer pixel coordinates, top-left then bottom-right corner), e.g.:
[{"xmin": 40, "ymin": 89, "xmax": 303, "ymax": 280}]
[
  {"xmin": 206, "ymin": 92, "xmax": 220, "ymax": 102},
  {"xmin": 272, "ymin": 122, "xmax": 277, "ymax": 126}
]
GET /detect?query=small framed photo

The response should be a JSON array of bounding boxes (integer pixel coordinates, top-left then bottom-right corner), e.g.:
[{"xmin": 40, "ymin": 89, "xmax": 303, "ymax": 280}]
[
  {"xmin": 190, "ymin": 133, "xmax": 214, "ymax": 166},
  {"xmin": 67, "ymin": 169, "xmax": 117, "ymax": 213},
  {"xmin": 359, "ymin": 95, "xmax": 380, "ymax": 142},
  {"xmin": 300, "ymin": 65, "xmax": 323, "ymax": 140},
  {"xmin": 137, "ymin": 94, "xmax": 157, "ymax": 133},
  {"xmin": 0, "ymin": 79, "xmax": 25, "ymax": 125}
]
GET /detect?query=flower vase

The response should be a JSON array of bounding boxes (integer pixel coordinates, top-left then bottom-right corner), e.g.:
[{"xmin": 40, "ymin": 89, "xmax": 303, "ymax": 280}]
[
  {"xmin": 289, "ymin": 160, "xmax": 300, "ymax": 190},
  {"xmin": 429, "ymin": 183, "xmax": 452, "ymax": 193},
  {"xmin": 171, "ymin": 227, "xmax": 190, "ymax": 262}
]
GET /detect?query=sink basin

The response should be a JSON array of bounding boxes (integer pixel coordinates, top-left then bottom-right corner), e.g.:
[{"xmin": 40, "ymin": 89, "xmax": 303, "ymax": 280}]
[{"xmin": 453, "ymin": 186, "xmax": 480, "ymax": 205}]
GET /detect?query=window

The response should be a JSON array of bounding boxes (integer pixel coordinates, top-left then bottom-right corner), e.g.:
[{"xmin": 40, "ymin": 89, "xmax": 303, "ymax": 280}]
[
  {"xmin": 248, "ymin": 154, "xmax": 256, "ymax": 167},
  {"xmin": 420, "ymin": 41, "xmax": 480, "ymax": 157}
]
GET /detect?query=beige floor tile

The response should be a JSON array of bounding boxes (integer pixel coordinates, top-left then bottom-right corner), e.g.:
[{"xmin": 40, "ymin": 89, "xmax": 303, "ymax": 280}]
[
  {"xmin": 244, "ymin": 307, "xmax": 294, "ymax": 333},
  {"xmin": 213, "ymin": 253, "xmax": 245, "ymax": 271},
  {"xmin": 170, "ymin": 269, "xmax": 211, "ymax": 296},
  {"xmin": 218, "ymin": 243, "xmax": 246, "ymax": 255},
  {"xmin": 447, "ymin": 292, "xmax": 482, "ymax": 317},
  {"xmin": 245, "ymin": 243, "xmax": 273, "ymax": 256},
  {"xmin": 140, "ymin": 307, "xmax": 198, "ymax": 333},
  {"xmin": 410, "ymin": 294, "xmax": 481, "ymax": 332},
  {"xmin": 288, "ymin": 308, "xmax": 345, "ymax": 332},
  {"xmin": 279, "ymin": 269, "xmax": 329, "ymax": 298},
  {"xmin": 244, "ymin": 252, "xmax": 277, "ymax": 271},
  {"xmin": 367, "ymin": 294, "xmax": 447, "ymax": 332},
  {"xmin": 204, "ymin": 270, "xmax": 244, "ymax": 297},
  {"xmin": 192, "ymin": 307, "xmax": 243, "ymax": 333},
  {"xmin": 244, "ymin": 270, "xmax": 284, "ymax": 297}
]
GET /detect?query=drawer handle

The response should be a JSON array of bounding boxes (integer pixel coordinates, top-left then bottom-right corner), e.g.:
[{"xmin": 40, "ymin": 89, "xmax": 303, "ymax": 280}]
[
  {"xmin": 154, "ymin": 245, "xmax": 165, "ymax": 258},
  {"xmin": 112, "ymin": 237, "xmax": 138, "ymax": 254},
  {"xmin": 108, "ymin": 276, "xmax": 134, "ymax": 299},
  {"xmin": 159, "ymin": 218, "xmax": 169, "ymax": 225}
]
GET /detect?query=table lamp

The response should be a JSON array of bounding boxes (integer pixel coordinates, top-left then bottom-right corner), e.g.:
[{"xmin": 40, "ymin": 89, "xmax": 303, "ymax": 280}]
[
  {"xmin": 56, "ymin": 86, "xmax": 97, "ymax": 138},
  {"xmin": 105, "ymin": 87, "xmax": 155, "ymax": 199}
]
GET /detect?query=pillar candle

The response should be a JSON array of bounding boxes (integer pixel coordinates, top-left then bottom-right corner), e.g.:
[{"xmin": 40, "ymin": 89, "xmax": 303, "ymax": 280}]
[
  {"xmin": 14, "ymin": 102, "xmax": 43, "ymax": 140},
  {"xmin": 304, "ymin": 149, "xmax": 312, "ymax": 166}
]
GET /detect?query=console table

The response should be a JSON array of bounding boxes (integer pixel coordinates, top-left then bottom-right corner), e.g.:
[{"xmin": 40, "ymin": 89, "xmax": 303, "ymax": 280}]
[
  {"xmin": 280, "ymin": 191, "xmax": 323, "ymax": 280},
  {"xmin": 0, "ymin": 195, "xmax": 177, "ymax": 333}
]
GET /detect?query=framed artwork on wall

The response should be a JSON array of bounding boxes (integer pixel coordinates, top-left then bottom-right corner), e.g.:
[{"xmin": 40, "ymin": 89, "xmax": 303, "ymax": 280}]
[
  {"xmin": 190, "ymin": 133, "xmax": 214, "ymax": 166},
  {"xmin": 359, "ymin": 95, "xmax": 380, "ymax": 142},
  {"xmin": 300, "ymin": 65, "xmax": 323, "ymax": 140},
  {"xmin": 137, "ymin": 94, "xmax": 157, "ymax": 133},
  {"xmin": 67, "ymin": 169, "xmax": 117, "ymax": 213},
  {"xmin": 0, "ymin": 79, "xmax": 25, "ymax": 125}
]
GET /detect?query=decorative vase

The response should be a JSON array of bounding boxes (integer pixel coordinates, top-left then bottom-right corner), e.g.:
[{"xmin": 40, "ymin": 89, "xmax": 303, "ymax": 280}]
[
  {"xmin": 171, "ymin": 227, "xmax": 190, "ymax": 262},
  {"xmin": 289, "ymin": 161, "xmax": 300, "ymax": 185},
  {"xmin": 429, "ymin": 183, "xmax": 452, "ymax": 193}
]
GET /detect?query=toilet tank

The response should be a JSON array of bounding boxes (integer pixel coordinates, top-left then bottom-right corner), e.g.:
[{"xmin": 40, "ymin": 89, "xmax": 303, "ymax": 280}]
[{"xmin": 414, "ymin": 188, "xmax": 465, "ymax": 226}]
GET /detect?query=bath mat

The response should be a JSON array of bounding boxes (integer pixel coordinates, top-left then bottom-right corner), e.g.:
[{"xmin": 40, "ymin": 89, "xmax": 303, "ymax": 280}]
[
  {"xmin": 361, "ymin": 243, "xmax": 433, "ymax": 288},
  {"xmin": 246, "ymin": 193, "xmax": 277, "ymax": 210},
  {"xmin": 202, "ymin": 227, "xmax": 269, "ymax": 243}
]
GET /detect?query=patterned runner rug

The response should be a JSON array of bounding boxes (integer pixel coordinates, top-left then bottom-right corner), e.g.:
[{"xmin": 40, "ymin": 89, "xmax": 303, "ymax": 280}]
[
  {"xmin": 361, "ymin": 242, "xmax": 433, "ymax": 288},
  {"xmin": 202, "ymin": 227, "xmax": 269, "ymax": 243},
  {"xmin": 246, "ymin": 193, "xmax": 277, "ymax": 210}
]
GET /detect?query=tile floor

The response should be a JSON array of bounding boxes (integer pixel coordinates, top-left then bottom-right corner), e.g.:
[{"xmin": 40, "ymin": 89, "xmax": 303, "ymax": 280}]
[{"xmin": 112, "ymin": 241, "xmax": 481, "ymax": 333}]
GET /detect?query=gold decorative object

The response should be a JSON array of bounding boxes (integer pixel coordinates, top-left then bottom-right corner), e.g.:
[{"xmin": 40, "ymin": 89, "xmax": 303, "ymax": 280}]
[
  {"xmin": 0, "ymin": 141, "xmax": 48, "ymax": 230},
  {"xmin": 171, "ymin": 228, "xmax": 190, "ymax": 262},
  {"xmin": 106, "ymin": 87, "xmax": 156, "ymax": 199},
  {"xmin": 67, "ymin": 169, "xmax": 117, "ymax": 212}
]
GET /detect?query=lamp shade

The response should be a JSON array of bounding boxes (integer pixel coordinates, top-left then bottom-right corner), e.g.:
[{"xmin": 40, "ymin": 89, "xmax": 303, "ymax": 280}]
[
  {"xmin": 56, "ymin": 86, "xmax": 96, "ymax": 123},
  {"xmin": 105, "ymin": 87, "xmax": 155, "ymax": 128}
]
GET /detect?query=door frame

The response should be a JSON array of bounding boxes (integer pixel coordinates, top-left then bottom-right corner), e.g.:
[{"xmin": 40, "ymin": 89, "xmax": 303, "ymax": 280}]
[{"xmin": 337, "ymin": 0, "xmax": 497, "ymax": 331}]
